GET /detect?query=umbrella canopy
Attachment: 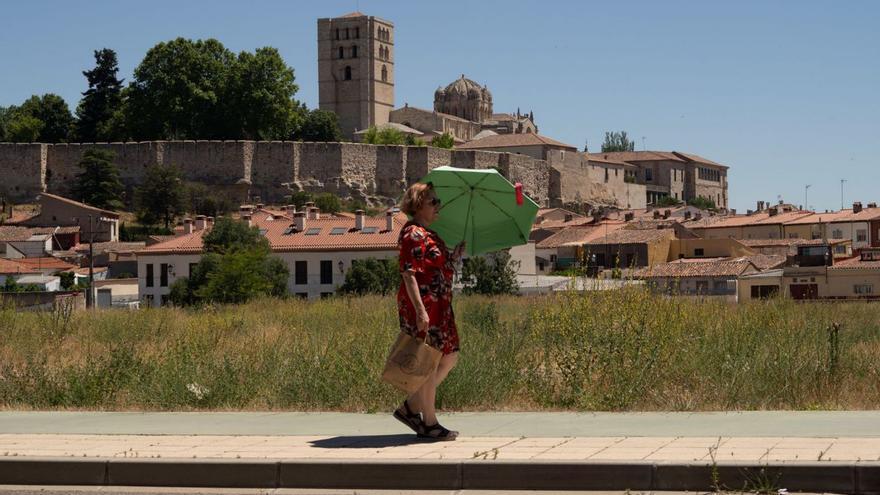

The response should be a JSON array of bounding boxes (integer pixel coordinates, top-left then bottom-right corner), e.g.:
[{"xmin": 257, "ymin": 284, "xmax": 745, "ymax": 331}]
[{"xmin": 420, "ymin": 166, "xmax": 539, "ymax": 256}]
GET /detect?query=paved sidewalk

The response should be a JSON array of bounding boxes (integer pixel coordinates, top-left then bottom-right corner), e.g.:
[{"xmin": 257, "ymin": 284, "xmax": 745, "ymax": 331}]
[{"xmin": 0, "ymin": 412, "xmax": 878, "ymax": 492}]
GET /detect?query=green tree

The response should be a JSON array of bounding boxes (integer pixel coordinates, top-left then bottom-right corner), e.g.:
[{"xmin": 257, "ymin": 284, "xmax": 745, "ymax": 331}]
[
  {"xmin": 126, "ymin": 38, "xmax": 234, "ymax": 139},
  {"xmin": 313, "ymin": 192, "xmax": 342, "ymax": 214},
  {"xmin": 289, "ymin": 191, "xmax": 313, "ymax": 210},
  {"xmin": 5, "ymin": 114, "xmax": 43, "ymax": 142},
  {"xmin": 135, "ymin": 164, "xmax": 186, "ymax": 229},
  {"xmin": 687, "ymin": 196, "xmax": 717, "ymax": 211},
  {"xmin": 293, "ymin": 108, "xmax": 343, "ymax": 142},
  {"xmin": 656, "ymin": 196, "xmax": 682, "ymax": 207},
  {"xmin": 75, "ymin": 48, "xmax": 126, "ymax": 142},
  {"xmin": 0, "ymin": 106, "xmax": 13, "ymax": 141},
  {"xmin": 601, "ymin": 131, "xmax": 635, "ymax": 152},
  {"xmin": 59, "ymin": 272, "xmax": 76, "ymax": 290},
  {"xmin": 70, "ymin": 148, "xmax": 124, "ymax": 210},
  {"xmin": 186, "ymin": 182, "xmax": 235, "ymax": 218},
  {"xmin": 16, "ymin": 94, "xmax": 74, "ymax": 143},
  {"xmin": 339, "ymin": 257, "xmax": 399, "ymax": 296},
  {"xmin": 224, "ymin": 47, "xmax": 301, "ymax": 139},
  {"xmin": 461, "ymin": 251, "xmax": 519, "ymax": 295},
  {"xmin": 362, "ymin": 126, "xmax": 425, "ymax": 146},
  {"xmin": 430, "ymin": 132, "xmax": 455, "ymax": 149},
  {"xmin": 202, "ymin": 216, "xmax": 267, "ymax": 255}
]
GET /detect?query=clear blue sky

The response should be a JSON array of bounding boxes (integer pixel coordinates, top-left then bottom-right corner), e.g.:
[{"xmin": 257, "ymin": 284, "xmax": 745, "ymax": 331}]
[{"xmin": 2, "ymin": 0, "xmax": 878, "ymax": 212}]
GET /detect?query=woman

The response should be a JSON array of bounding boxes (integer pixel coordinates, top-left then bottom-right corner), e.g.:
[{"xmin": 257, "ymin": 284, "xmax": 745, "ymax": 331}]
[{"xmin": 393, "ymin": 182, "xmax": 464, "ymax": 441}]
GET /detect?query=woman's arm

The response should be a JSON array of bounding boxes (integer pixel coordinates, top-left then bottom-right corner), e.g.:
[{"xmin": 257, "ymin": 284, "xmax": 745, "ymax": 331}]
[{"xmin": 402, "ymin": 271, "xmax": 429, "ymax": 333}]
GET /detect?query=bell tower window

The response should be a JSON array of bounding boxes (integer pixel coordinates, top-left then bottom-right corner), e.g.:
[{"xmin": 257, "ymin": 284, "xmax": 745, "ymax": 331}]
[{"xmin": 344, "ymin": 66, "xmax": 352, "ymax": 80}]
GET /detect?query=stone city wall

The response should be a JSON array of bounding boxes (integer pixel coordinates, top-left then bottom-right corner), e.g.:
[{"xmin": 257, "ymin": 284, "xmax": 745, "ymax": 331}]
[{"xmin": 0, "ymin": 141, "xmax": 564, "ymax": 207}]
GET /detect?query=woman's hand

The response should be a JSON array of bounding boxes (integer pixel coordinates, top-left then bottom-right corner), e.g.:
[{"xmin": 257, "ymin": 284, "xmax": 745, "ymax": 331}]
[
  {"xmin": 451, "ymin": 242, "xmax": 466, "ymax": 262},
  {"xmin": 417, "ymin": 308, "xmax": 430, "ymax": 333}
]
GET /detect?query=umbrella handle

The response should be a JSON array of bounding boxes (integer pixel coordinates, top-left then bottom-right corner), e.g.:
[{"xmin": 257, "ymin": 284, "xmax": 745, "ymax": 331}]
[{"xmin": 515, "ymin": 183, "xmax": 524, "ymax": 206}]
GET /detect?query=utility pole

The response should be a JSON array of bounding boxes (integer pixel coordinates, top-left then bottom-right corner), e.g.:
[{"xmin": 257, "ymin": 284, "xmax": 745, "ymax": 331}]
[
  {"xmin": 841, "ymin": 179, "xmax": 846, "ymax": 210},
  {"xmin": 805, "ymin": 184, "xmax": 811, "ymax": 212}
]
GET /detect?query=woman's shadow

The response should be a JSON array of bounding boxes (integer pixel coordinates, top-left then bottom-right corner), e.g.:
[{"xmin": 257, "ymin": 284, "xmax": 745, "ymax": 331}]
[{"xmin": 310, "ymin": 434, "xmax": 433, "ymax": 449}]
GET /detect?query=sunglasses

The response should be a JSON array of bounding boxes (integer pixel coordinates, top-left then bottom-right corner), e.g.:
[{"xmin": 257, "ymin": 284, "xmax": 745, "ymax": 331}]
[{"xmin": 430, "ymin": 197, "xmax": 441, "ymax": 206}]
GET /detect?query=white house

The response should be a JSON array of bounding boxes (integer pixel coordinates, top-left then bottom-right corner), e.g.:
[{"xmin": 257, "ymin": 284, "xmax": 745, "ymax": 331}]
[{"xmin": 136, "ymin": 208, "xmax": 407, "ymax": 307}]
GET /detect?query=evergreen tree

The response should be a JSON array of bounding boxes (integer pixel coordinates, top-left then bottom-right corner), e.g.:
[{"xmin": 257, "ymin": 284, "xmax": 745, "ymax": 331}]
[
  {"xmin": 339, "ymin": 257, "xmax": 399, "ymax": 295},
  {"xmin": 430, "ymin": 132, "xmax": 455, "ymax": 149},
  {"xmin": 601, "ymin": 131, "xmax": 635, "ymax": 152},
  {"xmin": 70, "ymin": 148, "xmax": 124, "ymax": 210},
  {"xmin": 76, "ymin": 48, "xmax": 125, "ymax": 142},
  {"xmin": 135, "ymin": 164, "xmax": 186, "ymax": 229}
]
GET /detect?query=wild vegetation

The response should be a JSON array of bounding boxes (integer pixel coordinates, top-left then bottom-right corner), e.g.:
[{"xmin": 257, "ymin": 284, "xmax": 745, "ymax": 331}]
[{"xmin": 1, "ymin": 288, "xmax": 878, "ymax": 411}]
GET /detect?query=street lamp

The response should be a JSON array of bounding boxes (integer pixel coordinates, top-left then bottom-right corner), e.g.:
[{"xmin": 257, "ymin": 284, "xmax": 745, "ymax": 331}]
[{"xmin": 804, "ymin": 185, "xmax": 811, "ymax": 211}]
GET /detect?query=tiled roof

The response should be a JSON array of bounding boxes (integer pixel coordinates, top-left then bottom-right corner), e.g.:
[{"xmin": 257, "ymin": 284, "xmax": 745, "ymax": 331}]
[
  {"xmin": 0, "ymin": 226, "xmax": 40, "ymax": 242},
  {"xmin": 785, "ymin": 208, "xmax": 880, "ymax": 225},
  {"xmin": 75, "ymin": 241, "xmax": 146, "ymax": 255},
  {"xmin": 739, "ymin": 238, "xmax": 848, "ymax": 247},
  {"xmin": 138, "ymin": 212, "xmax": 408, "ymax": 255},
  {"xmin": 588, "ymin": 156, "xmax": 634, "ymax": 166},
  {"xmin": 37, "ymin": 193, "xmax": 119, "ymax": 218},
  {"xmin": 728, "ymin": 254, "xmax": 787, "ymax": 271},
  {"xmin": 586, "ymin": 228, "xmax": 675, "ymax": 246},
  {"xmin": 457, "ymin": 133, "xmax": 577, "ymax": 150},
  {"xmin": 830, "ymin": 256, "xmax": 880, "ymax": 270},
  {"xmin": 588, "ymin": 151, "xmax": 685, "ymax": 163},
  {"xmin": 0, "ymin": 258, "xmax": 40, "ymax": 275},
  {"xmin": 15, "ymin": 257, "xmax": 77, "ymax": 272},
  {"xmin": 671, "ymin": 151, "xmax": 728, "ymax": 168},
  {"xmin": 637, "ymin": 260, "xmax": 756, "ymax": 278},
  {"xmin": 535, "ymin": 222, "xmax": 627, "ymax": 249},
  {"xmin": 693, "ymin": 210, "xmax": 812, "ymax": 229},
  {"xmin": 71, "ymin": 266, "xmax": 108, "ymax": 276},
  {"xmin": 395, "ymin": 105, "xmax": 473, "ymax": 123}
]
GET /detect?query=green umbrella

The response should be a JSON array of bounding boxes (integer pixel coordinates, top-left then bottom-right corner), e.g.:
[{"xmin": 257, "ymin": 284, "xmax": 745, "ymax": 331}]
[{"xmin": 419, "ymin": 166, "xmax": 539, "ymax": 256}]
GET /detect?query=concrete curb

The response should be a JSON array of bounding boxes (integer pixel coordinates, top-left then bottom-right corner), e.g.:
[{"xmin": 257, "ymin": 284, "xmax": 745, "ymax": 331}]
[{"xmin": 0, "ymin": 458, "xmax": 878, "ymax": 493}]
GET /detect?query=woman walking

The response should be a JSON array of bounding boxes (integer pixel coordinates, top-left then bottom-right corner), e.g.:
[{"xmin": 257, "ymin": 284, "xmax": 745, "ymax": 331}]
[{"xmin": 393, "ymin": 182, "xmax": 464, "ymax": 441}]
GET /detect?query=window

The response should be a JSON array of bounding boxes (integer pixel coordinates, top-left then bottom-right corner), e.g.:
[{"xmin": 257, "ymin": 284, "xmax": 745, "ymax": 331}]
[
  {"xmin": 295, "ymin": 292, "xmax": 308, "ymax": 299},
  {"xmin": 335, "ymin": 28, "xmax": 340, "ymax": 40},
  {"xmin": 144, "ymin": 294, "xmax": 154, "ymax": 307},
  {"xmin": 694, "ymin": 248, "xmax": 705, "ymax": 257},
  {"xmin": 615, "ymin": 168, "xmax": 619, "ymax": 176},
  {"xmin": 161, "ymin": 294, "xmax": 169, "ymax": 306},
  {"xmin": 160, "ymin": 263, "xmax": 168, "ymax": 287},
  {"xmin": 604, "ymin": 167, "xmax": 609, "ymax": 183},
  {"xmin": 344, "ymin": 66, "xmax": 352, "ymax": 80},
  {"xmin": 695, "ymin": 280, "xmax": 709, "ymax": 293},
  {"xmin": 832, "ymin": 229, "xmax": 843, "ymax": 239},
  {"xmin": 855, "ymin": 284, "xmax": 874, "ymax": 295},
  {"xmin": 361, "ymin": 226, "xmax": 379, "ymax": 234},
  {"xmin": 381, "ymin": 64, "xmax": 388, "ymax": 82},
  {"xmin": 645, "ymin": 168, "xmax": 653, "ymax": 181},
  {"xmin": 320, "ymin": 260, "xmax": 333, "ymax": 285},
  {"xmin": 345, "ymin": 28, "xmax": 349, "ymax": 39},
  {"xmin": 295, "ymin": 261, "xmax": 307, "ymax": 285},
  {"xmin": 330, "ymin": 227, "xmax": 347, "ymax": 235},
  {"xmin": 351, "ymin": 45, "xmax": 358, "ymax": 58},
  {"xmin": 305, "ymin": 227, "xmax": 321, "ymax": 235},
  {"xmin": 354, "ymin": 27, "xmax": 359, "ymax": 38},
  {"xmin": 338, "ymin": 47, "xmax": 344, "ymax": 59},
  {"xmin": 146, "ymin": 264, "xmax": 154, "ymax": 287},
  {"xmin": 857, "ymin": 230, "xmax": 867, "ymax": 242}
]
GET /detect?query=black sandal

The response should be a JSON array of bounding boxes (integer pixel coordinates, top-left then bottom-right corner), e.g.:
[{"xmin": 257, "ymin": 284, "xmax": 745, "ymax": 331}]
[
  {"xmin": 418, "ymin": 423, "xmax": 458, "ymax": 441},
  {"xmin": 393, "ymin": 400, "xmax": 423, "ymax": 435}
]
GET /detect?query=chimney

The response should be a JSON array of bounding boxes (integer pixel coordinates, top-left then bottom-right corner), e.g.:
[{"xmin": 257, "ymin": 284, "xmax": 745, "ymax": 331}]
[
  {"xmin": 853, "ymin": 202, "xmax": 863, "ymax": 214},
  {"xmin": 624, "ymin": 212, "xmax": 635, "ymax": 222},
  {"xmin": 564, "ymin": 213, "xmax": 573, "ymax": 222},
  {"xmin": 242, "ymin": 215, "xmax": 252, "ymax": 228},
  {"xmin": 768, "ymin": 207, "xmax": 779, "ymax": 217},
  {"xmin": 294, "ymin": 212, "xmax": 306, "ymax": 232},
  {"xmin": 239, "ymin": 205, "xmax": 254, "ymax": 216},
  {"xmin": 355, "ymin": 209, "xmax": 365, "ymax": 230},
  {"xmin": 653, "ymin": 210, "xmax": 661, "ymax": 219},
  {"xmin": 868, "ymin": 202, "xmax": 877, "ymax": 209},
  {"xmin": 194, "ymin": 215, "xmax": 207, "ymax": 231},
  {"xmin": 307, "ymin": 207, "xmax": 319, "ymax": 220},
  {"xmin": 694, "ymin": 213, "xmax": 703, "ymax": 221},
  {"xmin": 206, "ymin": 216, "xmax": 214, "ymax": 228},
  {"xmin": 256, "ymin": 203, "xmax": 264, "ymax": 210},
  {"xmin": 287, "ymin": 204, "xmax": 296, "ymax": 214},
  {"xmin": 757, "ymin": 200, "xmax": 764, "ymax": 211},
  {"xmin": 747, "ymin": 209, "xmax": 754, "ymax": 215},
  {"xmin": 385, "ymin": 210, "xmax": 394, "ymax": 231},
  {"xmin": 663, "ymin": 209, "xmax": 671, "ymax": 219},
  {"xmin": 730, "ymin": 209, "xmax": 737, "ymax": 215},
  {"xmin": 183, "ymin": 218, "xmax": 193, "ymax": 234},
  {"xmin": 684, "ymin": 211, "xmax": 692, "ymax": 220}
]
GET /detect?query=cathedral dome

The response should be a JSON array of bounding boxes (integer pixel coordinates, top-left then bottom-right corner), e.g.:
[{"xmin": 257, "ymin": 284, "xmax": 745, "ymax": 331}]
[{"xmin": 443, "ymin": 75, "xmax": 491, "ymax": 100}]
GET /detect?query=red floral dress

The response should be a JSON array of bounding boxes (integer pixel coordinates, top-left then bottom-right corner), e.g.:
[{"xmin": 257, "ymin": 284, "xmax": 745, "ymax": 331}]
[{"xmin": 397, "ymin": 221, "xmax": 459, "ymax": 355}]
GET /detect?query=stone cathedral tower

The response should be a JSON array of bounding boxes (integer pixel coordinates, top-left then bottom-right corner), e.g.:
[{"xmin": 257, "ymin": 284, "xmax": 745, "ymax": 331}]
[{"xmin": 317, "ymin": 12, "xmax": 394, "ymax": 139}]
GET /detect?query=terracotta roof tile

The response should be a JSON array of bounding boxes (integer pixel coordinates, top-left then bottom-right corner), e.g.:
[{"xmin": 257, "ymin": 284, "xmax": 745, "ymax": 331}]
[
  {"xmin": 586, "ymin": 228, "xmax": 675, "ymax": 245},
  {"xmin": 0, "ymin": 226, "xmax": 40, "ymax": 242},
  {"xmin": 535, "ymin": 222, "xmax": 627, "ymax": 249},
  {"xmin": 830, "ymin": 254, "xmax": 880, "ymax": 270},
  {"xmin": 587, "ymin": 151, "xmax": 686, "ymax": 163},
  {"xmin": 458, "ymin": 133, "xmax": 577, "ymax": 150},
  {"xmin": 15, "ymin": 257, "xmax": 77, "ymax": 272},
  {"xmin": 0, "ymin": 258, "xmax": 40, "ymax": 275},
  {"xmin": 637, "ymin": 260, "xmax": 756, "ymax": 278}
]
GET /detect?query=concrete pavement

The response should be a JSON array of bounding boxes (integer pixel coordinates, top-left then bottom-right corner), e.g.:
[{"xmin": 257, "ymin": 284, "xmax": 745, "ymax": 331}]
[{"xmin": 0, "ymin": 412, "xmax": 878, "ymax": 492}]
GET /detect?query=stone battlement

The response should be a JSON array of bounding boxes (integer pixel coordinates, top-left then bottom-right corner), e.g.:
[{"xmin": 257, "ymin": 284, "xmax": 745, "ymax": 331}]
[{"xmin": 0, "ymin": 141, "xmax": 560, "ymax": 207}]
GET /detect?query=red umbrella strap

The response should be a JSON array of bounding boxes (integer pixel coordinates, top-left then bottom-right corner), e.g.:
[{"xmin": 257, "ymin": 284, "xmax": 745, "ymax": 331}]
[{"xmin": 515, "ymin": 183, "xmax": 524, "ymax": 206}]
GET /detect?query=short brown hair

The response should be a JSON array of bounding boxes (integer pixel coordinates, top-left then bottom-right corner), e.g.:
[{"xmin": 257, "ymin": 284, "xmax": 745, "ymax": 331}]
[{"xmin": 400, "ymin": 182, "xmax": 433, "ymax": 216}]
